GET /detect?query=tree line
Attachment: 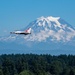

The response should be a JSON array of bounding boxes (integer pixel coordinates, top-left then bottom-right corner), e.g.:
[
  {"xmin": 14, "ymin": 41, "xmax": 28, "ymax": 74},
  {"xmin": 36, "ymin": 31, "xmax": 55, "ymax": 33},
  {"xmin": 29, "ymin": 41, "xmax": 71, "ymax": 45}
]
[{"xmin": 0, "ymin": 54, "xmax": 75, "ymax": 75}]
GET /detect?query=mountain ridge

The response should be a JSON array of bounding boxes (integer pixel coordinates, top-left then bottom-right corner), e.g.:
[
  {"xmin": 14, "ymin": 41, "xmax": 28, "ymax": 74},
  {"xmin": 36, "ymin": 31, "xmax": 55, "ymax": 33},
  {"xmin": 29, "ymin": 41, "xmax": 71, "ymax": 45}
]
[
  {"xmin": 23, "ymin": 16, "xmax": 75, "ymax": 42},
  {"xmin": 0, "ymin": 16, "xmax": 75, "ymax": 54}
]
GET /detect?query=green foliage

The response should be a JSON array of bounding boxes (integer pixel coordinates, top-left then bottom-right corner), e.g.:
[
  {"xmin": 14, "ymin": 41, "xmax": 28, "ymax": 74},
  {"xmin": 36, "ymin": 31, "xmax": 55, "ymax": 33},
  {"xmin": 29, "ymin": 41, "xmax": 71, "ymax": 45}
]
[
  {"xmin": 0, "ymin": 69, "xmax": 3, "ymax": 75},
  {"xmin": 50, "ymin": 60, "xmax": 63, "ymax": 75},
  {"xmin": 19, "ymin": 70, "xmax": 34, "ymax": 75},
  {"xmin": 0, "ymin": 54, "xmax": 75, "ymax": 75}
]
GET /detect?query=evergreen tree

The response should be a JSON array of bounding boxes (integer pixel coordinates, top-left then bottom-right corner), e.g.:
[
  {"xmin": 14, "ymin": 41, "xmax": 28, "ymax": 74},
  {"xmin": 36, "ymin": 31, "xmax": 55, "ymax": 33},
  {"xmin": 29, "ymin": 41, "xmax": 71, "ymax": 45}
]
[{"xmin": 0, "ymin": 69, "xmax": 3, "ymax": 75}]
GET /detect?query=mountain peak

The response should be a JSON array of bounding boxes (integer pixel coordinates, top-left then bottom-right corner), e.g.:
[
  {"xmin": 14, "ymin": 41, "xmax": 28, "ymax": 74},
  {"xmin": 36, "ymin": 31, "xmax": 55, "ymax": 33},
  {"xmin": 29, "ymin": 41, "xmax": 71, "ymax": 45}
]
[
  {"xmin": 25, "ymin": 16, "xmax": 75, "ymax": 42},
  {"xmin": 36, "ymin": 16, "xmax": 61, "ymax": 28},
  {"xmin": 0, "ymin": 16, "xmax": 75, "ymax": 42},
  {"xmin": 47, "ymin": 16, "xmax": 60, "ymax": 20},
  {"xmin": 37, "ymin": 16, "xmax": 60, "ymax": 22},
  {"xmin": 0, "ymin": 16, "xmax": 75, "ymax": 54},
  {"xmin": 37, "ymin": 16, "xmax": 60, "ymax": 20}
]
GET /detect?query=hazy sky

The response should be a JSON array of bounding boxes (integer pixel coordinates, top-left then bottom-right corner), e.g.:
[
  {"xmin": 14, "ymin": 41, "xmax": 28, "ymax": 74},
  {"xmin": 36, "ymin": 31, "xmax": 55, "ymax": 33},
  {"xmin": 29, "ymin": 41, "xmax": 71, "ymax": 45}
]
[{"xmin": 0, "ymin": 0, "xmax": 75, "ymax": 36}]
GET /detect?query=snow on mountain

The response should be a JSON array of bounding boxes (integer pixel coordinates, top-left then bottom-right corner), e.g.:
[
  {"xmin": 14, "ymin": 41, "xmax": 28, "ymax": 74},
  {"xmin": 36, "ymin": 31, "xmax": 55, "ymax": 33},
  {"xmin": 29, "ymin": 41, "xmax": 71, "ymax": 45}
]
[
  {"xmin": 0, "ymin": 16, "xmax": 75, "ymax": 42},
  {"xmin": 22, "ymin": 16, "xmax": 75, "ymax": 42},
  {"xmin": 0, "ymin": 16, "xmax": 75, "ymax": 54}
]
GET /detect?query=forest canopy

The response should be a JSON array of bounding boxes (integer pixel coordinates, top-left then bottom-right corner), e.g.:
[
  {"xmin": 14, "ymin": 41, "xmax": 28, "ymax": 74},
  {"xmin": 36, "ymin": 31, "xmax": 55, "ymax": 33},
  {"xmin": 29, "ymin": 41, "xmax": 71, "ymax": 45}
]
[{"xmin": 0, "ymin": 54, "xmax": 75, "ymax": 75}]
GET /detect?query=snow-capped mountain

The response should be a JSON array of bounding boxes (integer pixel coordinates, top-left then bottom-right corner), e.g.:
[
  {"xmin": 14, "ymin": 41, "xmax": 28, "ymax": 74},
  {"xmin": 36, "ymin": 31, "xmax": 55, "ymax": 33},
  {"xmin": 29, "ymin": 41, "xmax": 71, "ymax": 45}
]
[
  {"xmin": 22, "ymin": 16, "xmax": 75, "ymax": 42},
  {"xmin": 0, "ymin": 16, "xmax": 75, "ymax": 54}
]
